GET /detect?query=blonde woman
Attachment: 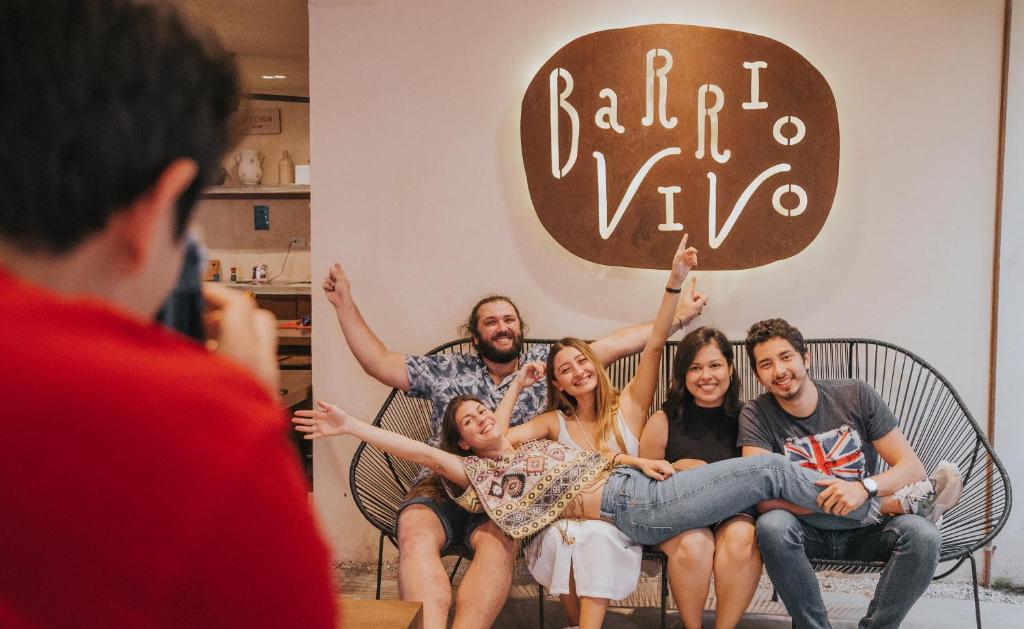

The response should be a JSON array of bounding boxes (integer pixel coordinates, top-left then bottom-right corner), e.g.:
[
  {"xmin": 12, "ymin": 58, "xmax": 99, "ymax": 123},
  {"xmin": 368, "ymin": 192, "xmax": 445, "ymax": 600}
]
[{"xmin": 506, "ymin": 236, "xmax": 702, "ymax": 629}]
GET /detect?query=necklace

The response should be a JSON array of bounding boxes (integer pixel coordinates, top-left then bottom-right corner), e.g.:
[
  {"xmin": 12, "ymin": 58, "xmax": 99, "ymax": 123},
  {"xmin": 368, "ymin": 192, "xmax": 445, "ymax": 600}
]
[{"xmin": 568, "ymin": 407, "xmax": 599, "ymax": 452}]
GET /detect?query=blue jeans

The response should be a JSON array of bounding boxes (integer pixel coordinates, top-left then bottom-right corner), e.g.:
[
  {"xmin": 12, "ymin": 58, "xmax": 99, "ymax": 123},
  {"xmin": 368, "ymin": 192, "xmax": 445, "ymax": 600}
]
[
  {"xmin": 757, "ymin": 510, "xmax": 940, "ymax": 629},
  {"xmin": 598, "ymin": 453, "xmax": 878, "ymax": 546}
]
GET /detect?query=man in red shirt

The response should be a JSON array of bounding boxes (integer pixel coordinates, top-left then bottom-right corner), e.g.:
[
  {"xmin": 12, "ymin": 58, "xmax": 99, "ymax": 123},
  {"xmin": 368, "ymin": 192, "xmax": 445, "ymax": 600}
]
[{"xmin": 0, "ymin": 1, "xmax": 335, "ymax": 626}]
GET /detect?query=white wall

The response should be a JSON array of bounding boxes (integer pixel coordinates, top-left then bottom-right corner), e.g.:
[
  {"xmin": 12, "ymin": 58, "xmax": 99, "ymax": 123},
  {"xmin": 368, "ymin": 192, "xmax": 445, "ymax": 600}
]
[
  {"xmin": 995, "ymin": 1, "xmax": 1024, "ymax": 585},
  {"xmin": 308, "ymin": 0, "xmax": 1012, "ymax": 579}
]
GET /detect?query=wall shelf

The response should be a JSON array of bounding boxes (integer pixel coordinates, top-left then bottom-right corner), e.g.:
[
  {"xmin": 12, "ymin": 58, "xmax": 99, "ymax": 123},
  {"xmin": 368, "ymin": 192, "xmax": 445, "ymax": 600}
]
[{"xmin": 200, "ymin": 184, "xmax": 310, "ymax": 199}]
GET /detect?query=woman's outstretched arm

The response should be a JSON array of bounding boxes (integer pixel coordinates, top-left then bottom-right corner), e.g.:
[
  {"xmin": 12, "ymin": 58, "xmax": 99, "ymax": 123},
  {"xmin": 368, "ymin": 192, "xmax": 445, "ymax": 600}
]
[
  {"xmin": 293, "ymin": 400, "xmax": 470, "ymax": 488},
  {"xmin": 620, "ymin": 234, "xmax": 706, "ymax": 433}
]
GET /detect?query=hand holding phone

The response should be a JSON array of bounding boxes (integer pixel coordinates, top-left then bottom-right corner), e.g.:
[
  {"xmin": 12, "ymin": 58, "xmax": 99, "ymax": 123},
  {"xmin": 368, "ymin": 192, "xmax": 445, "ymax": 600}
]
[{"xmin": 155, "ymin": 238, "xmax": 205, "ymax": 341}]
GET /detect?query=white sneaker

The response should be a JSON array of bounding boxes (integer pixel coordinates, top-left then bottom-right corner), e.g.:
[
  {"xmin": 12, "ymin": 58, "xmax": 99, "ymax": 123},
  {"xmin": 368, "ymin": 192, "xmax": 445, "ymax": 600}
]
[{"xmin": 893, "ymin": 461, "xmax": 964, "ymax": 525}]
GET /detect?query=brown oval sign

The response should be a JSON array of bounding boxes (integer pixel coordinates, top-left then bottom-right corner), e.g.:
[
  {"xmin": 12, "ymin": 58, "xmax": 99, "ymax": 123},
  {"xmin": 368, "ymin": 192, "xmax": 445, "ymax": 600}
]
[{"xmin": 520, "ymin": 25, "xmax": 839, "ymax": 270}]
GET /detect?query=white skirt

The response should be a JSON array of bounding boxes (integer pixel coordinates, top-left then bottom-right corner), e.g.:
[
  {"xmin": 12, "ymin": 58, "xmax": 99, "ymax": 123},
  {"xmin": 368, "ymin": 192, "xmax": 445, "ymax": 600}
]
[{"xmin": 526, "ymin": 519, "xmax": 642, "ymax": 600}]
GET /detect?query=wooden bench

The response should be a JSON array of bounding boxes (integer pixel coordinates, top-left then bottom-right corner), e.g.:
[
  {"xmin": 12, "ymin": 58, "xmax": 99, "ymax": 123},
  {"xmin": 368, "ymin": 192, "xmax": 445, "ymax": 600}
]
[{"xmin": 349, "ymin": 338, "xmax": 1012, "ymax": 628}]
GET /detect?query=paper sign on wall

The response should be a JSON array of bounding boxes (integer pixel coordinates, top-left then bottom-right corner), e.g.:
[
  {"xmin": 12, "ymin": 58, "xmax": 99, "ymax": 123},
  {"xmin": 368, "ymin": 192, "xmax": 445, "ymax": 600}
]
[
  {"xmin": 247, "ymin": 108, "xmax": 281, "ymax": 135},
  {"xmin": 520, "ymin": 25, "xmax": 840, "ymax": 270}
]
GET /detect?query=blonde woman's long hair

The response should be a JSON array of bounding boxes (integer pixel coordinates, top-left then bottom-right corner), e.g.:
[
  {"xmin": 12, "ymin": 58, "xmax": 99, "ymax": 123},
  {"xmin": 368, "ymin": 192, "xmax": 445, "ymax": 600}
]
[{"xmin": 544, "ymin": 338, "xmax": 628, "ymax": 455}]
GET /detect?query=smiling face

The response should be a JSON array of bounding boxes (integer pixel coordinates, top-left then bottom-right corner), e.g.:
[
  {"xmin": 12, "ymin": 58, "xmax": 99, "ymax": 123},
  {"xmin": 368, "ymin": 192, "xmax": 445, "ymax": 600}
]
[
  {"xmin": 453, "ymin": 399, "xmax": 502, "ymax": 452},
  {"xmin": 472, "ymin": 299, "xmax": 523, "ymax": 363},
  {"xmin": 752, "ymin": 336, "xmax": 812, "ymax": 402},
  {"xmin": 552, "ymin": 345, "xmax": 598, "ymax": 398},
  {"xmin": 685, "ymin": 342, "xmax": 733, "ymax": 408}
]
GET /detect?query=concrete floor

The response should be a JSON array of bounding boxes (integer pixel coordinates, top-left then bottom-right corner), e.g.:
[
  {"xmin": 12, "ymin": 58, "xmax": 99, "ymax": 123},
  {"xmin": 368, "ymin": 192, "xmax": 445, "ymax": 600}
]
[{"xmin": 339, "ymin": 560, "xmax": 1023, "ymax": 628}]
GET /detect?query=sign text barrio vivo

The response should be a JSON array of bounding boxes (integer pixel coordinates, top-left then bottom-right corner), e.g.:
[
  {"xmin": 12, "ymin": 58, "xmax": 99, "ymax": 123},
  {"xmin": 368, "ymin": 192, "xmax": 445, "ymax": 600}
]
[{"xmin": 520, "ymin": 25, "xmax": 839, "ymax": 270}]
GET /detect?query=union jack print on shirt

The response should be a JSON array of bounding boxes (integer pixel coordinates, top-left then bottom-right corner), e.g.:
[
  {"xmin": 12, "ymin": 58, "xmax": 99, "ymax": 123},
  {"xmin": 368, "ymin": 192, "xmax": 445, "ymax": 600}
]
[{"xmin": 783, "ymin": 425, "xmax": 866, "ymax": 480}]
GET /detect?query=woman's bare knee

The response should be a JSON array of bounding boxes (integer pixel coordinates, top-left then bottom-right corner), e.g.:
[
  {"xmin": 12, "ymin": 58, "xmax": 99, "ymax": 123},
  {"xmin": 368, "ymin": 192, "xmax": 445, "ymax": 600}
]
[
  {"xmin": 715, "ymin": 518, "xmax": 759, "ymax": 560},
  {"xmin": 668, "ymin": 527, "xmax": 715, "ymax": 563}
]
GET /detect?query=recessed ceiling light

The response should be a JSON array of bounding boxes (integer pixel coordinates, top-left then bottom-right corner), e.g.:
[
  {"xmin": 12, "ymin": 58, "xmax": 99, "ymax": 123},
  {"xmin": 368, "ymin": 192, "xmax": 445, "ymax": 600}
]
[{"xmin": 261, "ymin": 74, "xmax": 287, "ymax": 80}]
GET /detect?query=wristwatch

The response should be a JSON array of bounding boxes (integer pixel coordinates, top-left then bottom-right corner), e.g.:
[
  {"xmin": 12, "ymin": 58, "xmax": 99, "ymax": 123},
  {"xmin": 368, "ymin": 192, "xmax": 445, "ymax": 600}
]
[{"xmin": 859, "ymin": 477, "xmax": 879, "ymax": 498}]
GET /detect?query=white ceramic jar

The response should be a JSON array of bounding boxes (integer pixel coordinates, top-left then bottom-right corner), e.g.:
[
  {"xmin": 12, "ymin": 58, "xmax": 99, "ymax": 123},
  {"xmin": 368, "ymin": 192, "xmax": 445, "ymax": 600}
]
[{"xmin": 235, "ymin": 148, "xmax": 263, "ymax": 185}]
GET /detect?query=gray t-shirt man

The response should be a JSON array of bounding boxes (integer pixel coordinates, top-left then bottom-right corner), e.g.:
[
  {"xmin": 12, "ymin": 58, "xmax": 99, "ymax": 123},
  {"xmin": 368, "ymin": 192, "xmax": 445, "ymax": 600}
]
[{"xmin": 739, "ymin": 378, "xmax": 898, "ymax": 482}]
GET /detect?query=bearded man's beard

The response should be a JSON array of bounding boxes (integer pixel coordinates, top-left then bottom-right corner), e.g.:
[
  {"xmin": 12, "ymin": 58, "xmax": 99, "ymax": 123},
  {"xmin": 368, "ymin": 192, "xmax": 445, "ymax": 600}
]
[{"xmin": 475, "ymin": 332, "xmax": 524, "ymax": 363}]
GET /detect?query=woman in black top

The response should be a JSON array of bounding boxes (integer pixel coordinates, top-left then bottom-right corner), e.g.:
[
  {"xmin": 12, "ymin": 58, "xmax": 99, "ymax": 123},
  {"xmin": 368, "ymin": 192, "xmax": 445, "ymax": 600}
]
[{"xmin": 639, "ymin": 327, "xmax": 760, "ymax": 629}]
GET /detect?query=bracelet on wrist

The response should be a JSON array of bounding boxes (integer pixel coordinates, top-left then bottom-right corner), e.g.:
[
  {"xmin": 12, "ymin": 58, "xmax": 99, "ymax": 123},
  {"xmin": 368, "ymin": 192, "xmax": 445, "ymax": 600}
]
[{"xmin": 665, "ymin": 286, "xmax": 682, "ymax": 294}]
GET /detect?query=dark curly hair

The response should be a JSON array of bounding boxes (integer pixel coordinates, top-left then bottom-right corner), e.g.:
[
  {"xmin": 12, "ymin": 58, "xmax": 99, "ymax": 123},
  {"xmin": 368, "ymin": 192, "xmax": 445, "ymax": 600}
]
[
  {"xmin": 0, "ymin": 0, "xmax": 242, "ymax": 253},
  {"xmin": 459, "ymin": 295, "xmax": 528, "ymax": 341},
  {"xmin": 405, "ymin": 395, "xmax": 478, "ymax": 502},
  {"xmin": 439, "ymin": 394, "xmax": 480, "ymax": 457},
  {"xmin": 744, "ymin": 318, "xmax": 807, "ymax": 364}
]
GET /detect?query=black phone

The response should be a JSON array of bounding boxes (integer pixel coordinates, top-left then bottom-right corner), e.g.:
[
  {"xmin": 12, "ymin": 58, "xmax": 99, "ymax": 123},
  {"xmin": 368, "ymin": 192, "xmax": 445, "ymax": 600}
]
[{"xmin": 155, "ymin": 238, "xmax": 206, "ymax": 341}]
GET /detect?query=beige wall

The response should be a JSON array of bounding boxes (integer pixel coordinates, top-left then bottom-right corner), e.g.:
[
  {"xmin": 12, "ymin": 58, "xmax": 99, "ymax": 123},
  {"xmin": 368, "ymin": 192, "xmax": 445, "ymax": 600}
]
[
  {"xmin": 193, "ymin": 197, "xmax": 311, "ymax": 283},
  {"xmin": 309, "ymin": 0, "xmax": 1009, "ymax": 577}
]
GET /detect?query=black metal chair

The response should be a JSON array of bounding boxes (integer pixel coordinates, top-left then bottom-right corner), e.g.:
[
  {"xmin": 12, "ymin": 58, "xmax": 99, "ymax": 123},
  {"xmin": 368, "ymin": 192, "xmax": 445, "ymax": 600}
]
[{"xmin": 349, "ymin": 338, "xmax": 1012, "ymax": 628}]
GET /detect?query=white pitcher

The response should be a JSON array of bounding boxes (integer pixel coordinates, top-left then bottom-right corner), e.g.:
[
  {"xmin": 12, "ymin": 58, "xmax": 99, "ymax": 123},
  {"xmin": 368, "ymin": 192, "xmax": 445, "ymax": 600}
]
[{"xmin": 235, "ymin": 148, "xmax": 263, "ymax": 185}]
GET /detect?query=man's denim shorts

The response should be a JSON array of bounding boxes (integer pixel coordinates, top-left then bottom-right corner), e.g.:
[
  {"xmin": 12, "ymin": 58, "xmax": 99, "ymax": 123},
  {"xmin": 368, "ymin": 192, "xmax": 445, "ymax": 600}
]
[{"xmin": 397, "ymin": 481, "xmax": 490, "ymax": 556}]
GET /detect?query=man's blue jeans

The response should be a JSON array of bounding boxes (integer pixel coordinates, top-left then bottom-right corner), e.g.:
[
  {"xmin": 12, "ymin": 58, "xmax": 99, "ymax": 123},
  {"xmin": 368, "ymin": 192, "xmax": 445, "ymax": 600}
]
[
  {"xmin": 598, "ymin": 453, "xmax": 879, "ymax": 545},
  {"xmin": 757, "ymin": 509, "xmax": 941, "ymax": 629}
]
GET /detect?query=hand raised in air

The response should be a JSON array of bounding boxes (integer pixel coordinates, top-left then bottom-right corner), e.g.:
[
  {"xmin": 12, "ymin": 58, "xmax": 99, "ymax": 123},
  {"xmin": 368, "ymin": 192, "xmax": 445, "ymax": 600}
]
[
  {"xmin": 514, "ymin": 361, "xmax": 546, "ymax": 388},
  {"xmin": 669, "ymin": 233, "xmax": 699, "ymax": 283}
]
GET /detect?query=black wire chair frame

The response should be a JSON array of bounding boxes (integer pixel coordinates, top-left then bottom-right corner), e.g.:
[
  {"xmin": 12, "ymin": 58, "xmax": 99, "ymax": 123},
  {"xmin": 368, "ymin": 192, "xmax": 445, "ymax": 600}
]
[{"xmin": 348, "ymin": 337, "xmax": 1011, "ymax": 629}]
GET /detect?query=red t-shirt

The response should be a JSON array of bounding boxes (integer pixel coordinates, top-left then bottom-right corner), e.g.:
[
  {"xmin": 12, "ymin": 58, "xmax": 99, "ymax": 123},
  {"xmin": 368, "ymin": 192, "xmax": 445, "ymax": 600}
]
[{"xmin": 0, "ymin": 268, "xmax": 336, "ymax": 628}]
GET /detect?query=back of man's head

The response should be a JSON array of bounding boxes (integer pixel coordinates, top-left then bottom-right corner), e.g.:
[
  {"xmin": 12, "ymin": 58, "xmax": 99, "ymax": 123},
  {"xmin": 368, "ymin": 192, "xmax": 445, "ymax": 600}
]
[
  {"xmin": 0, "ymin": 0, "xmax": 240, "ymax": 254},
  {"xmin": 744, "ymin": 317, "xmax": 808, "ymax": 364}
]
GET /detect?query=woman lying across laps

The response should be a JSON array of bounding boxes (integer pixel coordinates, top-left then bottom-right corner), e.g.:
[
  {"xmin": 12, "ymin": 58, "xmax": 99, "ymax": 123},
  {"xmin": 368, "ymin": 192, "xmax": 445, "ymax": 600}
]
[
  {"xmin": 295, "ymin": 391, "xmax": 960, "ymax": 546},
  {"xmin": 295, "ymin": 396, "xmax": 896, "ymax": 548}
]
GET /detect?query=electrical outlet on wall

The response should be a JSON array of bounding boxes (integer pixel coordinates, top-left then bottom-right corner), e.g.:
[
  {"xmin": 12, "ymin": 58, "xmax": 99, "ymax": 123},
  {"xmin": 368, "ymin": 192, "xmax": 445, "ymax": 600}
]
[
  {"xmin": 289, "ymin": 236, "xmax": 307, "ymax": 247},
  {"xmin": 254, "ymin": 205, "xmax": 270, "ymax": 230}
]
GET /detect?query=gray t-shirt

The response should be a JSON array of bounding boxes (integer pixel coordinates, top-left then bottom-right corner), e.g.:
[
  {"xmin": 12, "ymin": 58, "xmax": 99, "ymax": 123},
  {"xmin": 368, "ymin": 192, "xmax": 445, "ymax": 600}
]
[{"xmin": 738, "ymin": 379, "xmax": 898, "ymax": 480}]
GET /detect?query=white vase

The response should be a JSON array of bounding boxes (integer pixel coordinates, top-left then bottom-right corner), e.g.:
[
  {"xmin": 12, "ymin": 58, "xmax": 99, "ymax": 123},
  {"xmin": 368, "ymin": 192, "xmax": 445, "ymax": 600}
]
[{"xmin": 235, "ymin": 149, "xmax": 263, "ymax": 185}]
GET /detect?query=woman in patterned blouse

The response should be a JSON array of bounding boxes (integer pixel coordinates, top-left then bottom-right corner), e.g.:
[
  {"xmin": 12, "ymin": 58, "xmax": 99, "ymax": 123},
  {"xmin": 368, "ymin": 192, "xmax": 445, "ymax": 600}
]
[{"xmin": 293, "ymin": 389, "xmax": 892, "ymax": 545}]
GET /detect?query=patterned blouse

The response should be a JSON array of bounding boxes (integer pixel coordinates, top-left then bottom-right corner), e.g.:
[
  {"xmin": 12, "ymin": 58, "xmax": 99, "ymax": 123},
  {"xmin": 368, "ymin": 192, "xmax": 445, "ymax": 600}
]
[{"xmin": 444, "ymin": 439, "xmax": 612, "ymax": 540}]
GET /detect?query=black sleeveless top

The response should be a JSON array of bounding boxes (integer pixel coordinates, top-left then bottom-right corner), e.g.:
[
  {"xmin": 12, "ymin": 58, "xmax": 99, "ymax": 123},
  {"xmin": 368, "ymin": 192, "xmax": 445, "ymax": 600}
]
[{"xmin": 664, "ymin": 401, "xmax": 740, "ymax": 464}]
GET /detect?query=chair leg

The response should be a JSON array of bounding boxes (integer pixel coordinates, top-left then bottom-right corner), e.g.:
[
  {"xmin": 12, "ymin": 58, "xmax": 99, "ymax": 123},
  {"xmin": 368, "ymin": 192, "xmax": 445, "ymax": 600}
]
[
  {"xmin": 660, "ymin": 555, "xmax": 668, "ymax": 629},
  {"xmin": 970, "ymin": 553, "xmax": 982, "ymax": 629},
  {"xmin": 375, "ymin": 533, "xmax": 385, "ymax": 600},
  {"xmin": 538, "ymin": 584, "xmax": 545, "ymax": 629},
  {"xmin": 449, "ymin": 556, "xmax": 463, "ymax": 584},
  {"xmin": 771, "ymin": 586, "xmax": 778, "ymax": 602}
]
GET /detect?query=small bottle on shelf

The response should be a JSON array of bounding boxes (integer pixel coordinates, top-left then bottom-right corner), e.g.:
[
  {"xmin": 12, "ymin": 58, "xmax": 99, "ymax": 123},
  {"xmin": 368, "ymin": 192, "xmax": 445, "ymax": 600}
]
[{"xmin": 279, "ymin": 150, "xmax": 295, "ymax": 185}]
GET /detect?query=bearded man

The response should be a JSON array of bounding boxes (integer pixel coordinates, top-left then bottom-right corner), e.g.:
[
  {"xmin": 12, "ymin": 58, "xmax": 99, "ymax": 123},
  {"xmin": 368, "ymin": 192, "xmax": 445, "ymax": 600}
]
[{"xmin": 323, "ymin": 262, "xmax": 706, "ymax": 629}]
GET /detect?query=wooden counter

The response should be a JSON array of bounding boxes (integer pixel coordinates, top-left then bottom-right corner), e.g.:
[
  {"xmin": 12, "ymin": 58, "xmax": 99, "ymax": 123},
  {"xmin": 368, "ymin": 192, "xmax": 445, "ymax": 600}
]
[{"xmin": 277, "ymin": 325, "xmax": 311, "ymax": 348}]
